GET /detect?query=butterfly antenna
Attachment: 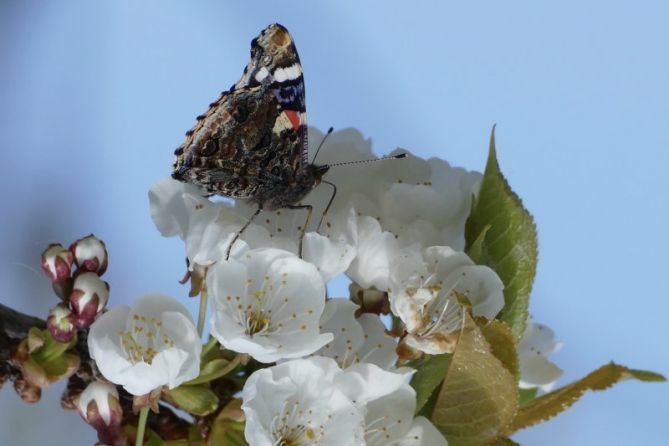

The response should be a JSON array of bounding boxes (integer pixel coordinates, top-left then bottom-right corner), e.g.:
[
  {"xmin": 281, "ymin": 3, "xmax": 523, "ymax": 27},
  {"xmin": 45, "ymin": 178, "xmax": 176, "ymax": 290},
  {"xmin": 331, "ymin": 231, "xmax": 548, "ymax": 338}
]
[
  {"xmin": 328, "ymin": 152, "xmax": 407, "ymax": 168},
  {"xmin": 315, "ymin": 153, "xmax": 406, "ymax": 231},
  {"xmin": 312, "ymin": 127, "xmax": 334, "ymax": 164}
]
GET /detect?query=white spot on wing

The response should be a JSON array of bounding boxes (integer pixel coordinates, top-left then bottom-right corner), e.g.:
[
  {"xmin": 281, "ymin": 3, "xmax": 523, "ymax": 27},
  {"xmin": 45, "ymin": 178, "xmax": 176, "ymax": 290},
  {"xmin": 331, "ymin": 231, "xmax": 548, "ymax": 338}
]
[
  {"xmin": 255, "ymin": 67, "xmax": 269, "ymax": 82},
  {"xmin": 274, "ymin": 67, "xmax": 287, "ymax": 82},
  {"xmin": 272, "ymin": 63, "xmax": 302, "ymax": 83}
]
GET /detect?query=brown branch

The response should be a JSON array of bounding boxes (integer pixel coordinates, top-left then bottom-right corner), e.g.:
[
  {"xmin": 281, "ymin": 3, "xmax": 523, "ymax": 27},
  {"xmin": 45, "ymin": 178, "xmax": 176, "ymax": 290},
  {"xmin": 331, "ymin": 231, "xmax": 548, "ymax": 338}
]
[{"xmin": 0, "ymin": 303, "xmax": 45, "ymax": 360}]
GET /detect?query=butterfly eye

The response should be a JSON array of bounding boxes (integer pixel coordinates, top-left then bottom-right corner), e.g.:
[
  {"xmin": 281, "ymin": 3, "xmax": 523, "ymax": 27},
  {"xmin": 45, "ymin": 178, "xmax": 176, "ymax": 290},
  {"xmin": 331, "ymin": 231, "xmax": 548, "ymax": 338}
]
[{"xmin": 262, "ymin": 54, "xmax": 272, "ymax": 65}]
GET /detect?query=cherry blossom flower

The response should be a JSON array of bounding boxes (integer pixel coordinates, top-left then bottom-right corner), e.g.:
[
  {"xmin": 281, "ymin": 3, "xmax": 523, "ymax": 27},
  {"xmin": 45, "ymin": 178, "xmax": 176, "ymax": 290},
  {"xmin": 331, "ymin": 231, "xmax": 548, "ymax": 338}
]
[
  {"xmin": 242, "ymin": 356, "xmax": 409, "ymax": 446},
  {"xmin": 518, "ymin": 320, "xmax": 563, "ymax": 391},
  {"xmin": 149, "ymin": 177, "xmax": 355, "ymax": 281},
  {"xmin": 389, "ymin": 245, "xmax": 504, "ymax": 355},
  {"xmin": 88, "ymin": 293, "xmax": 201, "ymax": 396},
  {"xmin": 317, "ymin": 298, "xmax": 397, "ymax": 370},
  {"xmin": 393, "ymin": 416, "xmax": 450, "ymax": 446},
  {"xmin": 308, "ymin": 127, "xmax": 482, "ymax": 251},
  {"xmin": 209, "ymin": 248, "xmax": 332, "ymax": 363},
  {"xmin": 364, "ymin": 384, "xmax": 447, "ymax": 446}
]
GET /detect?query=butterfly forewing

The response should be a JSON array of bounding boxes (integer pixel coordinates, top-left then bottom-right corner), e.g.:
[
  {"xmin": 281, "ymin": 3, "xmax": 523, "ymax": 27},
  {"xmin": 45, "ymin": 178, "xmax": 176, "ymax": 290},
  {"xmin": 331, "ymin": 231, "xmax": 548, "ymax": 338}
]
[{"xmin": 172, "ymin": 23, "xmax": 320, "ymax": 209}]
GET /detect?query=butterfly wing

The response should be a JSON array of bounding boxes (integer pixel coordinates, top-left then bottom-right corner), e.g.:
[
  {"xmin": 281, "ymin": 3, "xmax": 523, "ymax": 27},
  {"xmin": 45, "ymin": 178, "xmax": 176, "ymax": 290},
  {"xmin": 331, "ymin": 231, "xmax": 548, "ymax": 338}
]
[
  {"xmin": 234, "ymin": 23, "xmax": 309, "ymax": 167},
  {"xmin": 171, "ymin": 24, "xmax": 311, "ymax": 205}
]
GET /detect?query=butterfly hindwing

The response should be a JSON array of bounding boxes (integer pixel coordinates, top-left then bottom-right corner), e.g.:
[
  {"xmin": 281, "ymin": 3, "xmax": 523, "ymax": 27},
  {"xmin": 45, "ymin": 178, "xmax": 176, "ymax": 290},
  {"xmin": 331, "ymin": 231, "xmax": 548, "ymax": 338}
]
[{"xmin": 172, "ymin": 23, "xmax": 325, "ymax": 210}]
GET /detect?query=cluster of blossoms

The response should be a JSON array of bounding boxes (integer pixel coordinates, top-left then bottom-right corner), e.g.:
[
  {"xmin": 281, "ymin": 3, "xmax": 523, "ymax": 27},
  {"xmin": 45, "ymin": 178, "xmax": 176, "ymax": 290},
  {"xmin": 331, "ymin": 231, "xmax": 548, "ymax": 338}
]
[
  {"xmin": 4, "ymin": 128, "xmax": 573, "ymax": 446},
  {"xmin": 4, "ymin": 122, "xmax": 661, "ymax": 445},
  {"xmin": 119, "ymin": 127, "xmax": 560, "ymax": 445}
]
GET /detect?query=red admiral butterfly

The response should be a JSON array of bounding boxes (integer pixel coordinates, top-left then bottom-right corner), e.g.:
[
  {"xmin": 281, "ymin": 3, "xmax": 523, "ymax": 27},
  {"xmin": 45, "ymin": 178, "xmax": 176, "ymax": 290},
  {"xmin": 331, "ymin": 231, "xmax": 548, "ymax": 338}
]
[
  {"xmin": 172, "ymin": 23, "xmax": 326, "ymax": 255},
  {"xmin": 172, "ymin": 24, "xmax": 404, "ymax": 256}
]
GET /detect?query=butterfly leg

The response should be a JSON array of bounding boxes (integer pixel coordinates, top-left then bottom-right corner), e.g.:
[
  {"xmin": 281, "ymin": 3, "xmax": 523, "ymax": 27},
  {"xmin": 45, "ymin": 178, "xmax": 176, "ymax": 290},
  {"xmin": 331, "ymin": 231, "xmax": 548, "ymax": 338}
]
[
  {"xmin": 286, "ymin": 204, "xmax": 313, "ymax": 258},
  {"xmin": 225, "ymin": 205, "xmax": 263, "ymax": 260},
  {"xmin": 316, "ymin": 180, "xmax": 338, "ymax": 233}
]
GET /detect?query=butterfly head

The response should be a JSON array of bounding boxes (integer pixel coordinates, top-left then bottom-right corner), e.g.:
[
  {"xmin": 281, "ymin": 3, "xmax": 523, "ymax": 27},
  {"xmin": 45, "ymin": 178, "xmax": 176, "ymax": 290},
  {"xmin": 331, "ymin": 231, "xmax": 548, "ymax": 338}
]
[{"xmin": 310, "ymin": 163, "xmax": 330, "ymax": 185}]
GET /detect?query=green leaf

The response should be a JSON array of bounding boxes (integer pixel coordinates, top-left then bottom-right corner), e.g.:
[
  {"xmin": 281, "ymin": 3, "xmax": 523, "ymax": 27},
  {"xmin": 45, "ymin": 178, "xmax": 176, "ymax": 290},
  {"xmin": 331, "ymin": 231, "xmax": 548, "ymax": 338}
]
[
  {"xmin": 465, "ymin": 126, "xmax": 538, "ymax": 340},
  {"xmin": 411, "ymin": 354, "xmax": 453, "ymax": 415},
  {"xmin": 431, "ymin": 313, "xmax": 518, "ymax": 446},
  {"xmin": 510, "ymin": 362, "xmax": 666, "ymax": 432},
  {"xmin": 479, "ymin": 319, "xmax": 519, "ymax": 381},
  {"xmin": 163, "ymin": 385, "xmax": 219, "ymax": 416}
]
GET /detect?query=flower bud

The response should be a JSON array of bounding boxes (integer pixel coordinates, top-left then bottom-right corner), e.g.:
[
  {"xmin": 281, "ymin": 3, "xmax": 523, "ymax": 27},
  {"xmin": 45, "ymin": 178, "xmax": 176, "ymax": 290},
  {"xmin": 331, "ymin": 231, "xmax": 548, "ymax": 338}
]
[
  {"xmin": 13, "ymin": 375, "xmax": 41, "ymax": 403},
  {"xmin": 70, "ymin": 234, "xmax": 108, "ymax": 275},
  {"xmin": 41, "ymin": 243, "xmax": 74, "ymax": 282},
  {"xmin": 77, "ymin": 381, "xmax": 122, "ymax": 427},
  {"xmin": 47, "ymin": 303, "xmax": 76, "ymax": 342},
  {"xmin": 77, "ymin": 381, "xmax": 125, "ymax": 446},
  {"xmin": 70, "ymin": 272, "xmax": 110, "ymax": 329}
]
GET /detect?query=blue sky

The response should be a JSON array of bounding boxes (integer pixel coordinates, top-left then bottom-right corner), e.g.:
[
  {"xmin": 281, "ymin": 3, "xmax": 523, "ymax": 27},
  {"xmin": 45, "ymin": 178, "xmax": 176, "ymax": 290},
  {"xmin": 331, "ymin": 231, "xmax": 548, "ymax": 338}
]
[{"xmin": 1, "ymin": 1, "xmax": 667, "ymax": 444}]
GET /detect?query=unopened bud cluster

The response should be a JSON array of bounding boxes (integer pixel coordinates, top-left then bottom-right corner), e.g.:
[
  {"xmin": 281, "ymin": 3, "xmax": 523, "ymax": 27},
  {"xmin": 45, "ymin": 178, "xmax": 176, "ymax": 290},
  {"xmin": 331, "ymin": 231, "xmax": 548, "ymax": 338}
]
[{"xmin": 41, "ymin": 235, "xmax": 110, "ymax": 341}]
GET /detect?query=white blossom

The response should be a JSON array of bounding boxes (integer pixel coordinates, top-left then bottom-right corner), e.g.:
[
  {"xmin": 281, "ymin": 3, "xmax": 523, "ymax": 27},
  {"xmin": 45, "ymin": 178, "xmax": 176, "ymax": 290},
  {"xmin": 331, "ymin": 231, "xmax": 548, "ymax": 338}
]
[
  {"xmin": 149, "ymin": 177, "xmax": 355, "ymax": 280},
  {"xmin": 308, "ymin": 127, "xmax": 481, "ymax": 251},
  {"xmin": 242, "ymin": 357, "xmax": 409, "ymax": 446},
  {"xmin": 389, "ymin": 245, "xmax": 504, "ymax": 355},
  {"xmin": 88, "ymin": 293, "xmax": 201, "ymax": 396},
  {"xmin": 345, "ymin": 215, "xmax": 401, "ymax": 292},
  {"xmin": 518, "ymin": 320, "xmax": 563, "ymax": 391},
  {"xmin": 209, "ymin": 248, "xmax": 332, "ymax": 363},
  {"xmin": 242, "ymin": 357, "xmax": 365, "ymax": 446},
  {"xmin": 365, "ymin": 384, "xmax": 448, "ymax": 446},
  {"xmin": 317, "ymin": 299, "xmax": 397, "ymax": 370},
  {"xmin": 394, "ymin": 416, "xmax": 449, "ymax": 446}
]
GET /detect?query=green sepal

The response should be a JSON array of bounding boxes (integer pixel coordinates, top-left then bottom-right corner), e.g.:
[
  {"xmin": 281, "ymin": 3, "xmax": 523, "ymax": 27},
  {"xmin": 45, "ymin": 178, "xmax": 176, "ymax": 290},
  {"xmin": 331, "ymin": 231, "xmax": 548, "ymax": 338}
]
[
  {"xmin": 411, "ymin": 354, "xmax": 452, "ymax": 416},
  {"xmin": 185, "ymin": 358, "xmax": 233, "ymax": 386},
  {"xmin": 163, "ymin": 385, "xmax": 219, "ymax": 416},
  {"xmin": 207, "ymin": 399, "xmax": 248, "ymax": 446}
]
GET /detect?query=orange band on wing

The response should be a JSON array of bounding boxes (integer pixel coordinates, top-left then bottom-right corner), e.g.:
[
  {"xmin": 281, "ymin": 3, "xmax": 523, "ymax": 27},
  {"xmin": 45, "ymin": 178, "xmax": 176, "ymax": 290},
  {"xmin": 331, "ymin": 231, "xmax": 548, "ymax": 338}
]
[{"xmin": 284, "ymin": 110, "xmax": 301, "ymax": 130}]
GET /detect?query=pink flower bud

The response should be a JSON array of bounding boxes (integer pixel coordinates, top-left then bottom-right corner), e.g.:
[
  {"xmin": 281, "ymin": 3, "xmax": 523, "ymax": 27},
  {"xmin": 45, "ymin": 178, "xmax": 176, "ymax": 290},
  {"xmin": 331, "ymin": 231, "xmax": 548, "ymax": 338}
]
[
  {"xmin": 46, "ymin": 304, "xmax": 76, "ymax": 342},
  {"xmin": 41, "ymin": 243, "xmax": 74, "ymax": 282},
  {"xmin": 70, "ymin": 234, "xmax": 108, "ymax": 275},
  {"xmin": 70, "ymin": 272, "xmax": 110, "ymax": 329},
  {"xmin": 77, "ymin": 381, "xmax": 125, "ymax": 446}
]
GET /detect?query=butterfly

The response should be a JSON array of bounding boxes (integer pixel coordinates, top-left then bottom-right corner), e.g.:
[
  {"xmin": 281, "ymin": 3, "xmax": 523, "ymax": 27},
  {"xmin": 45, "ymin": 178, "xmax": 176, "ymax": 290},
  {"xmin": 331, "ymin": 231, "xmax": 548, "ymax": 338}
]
[{"xmin": 171, "ymin": 23, "xmax": 330, "ymax": 255}]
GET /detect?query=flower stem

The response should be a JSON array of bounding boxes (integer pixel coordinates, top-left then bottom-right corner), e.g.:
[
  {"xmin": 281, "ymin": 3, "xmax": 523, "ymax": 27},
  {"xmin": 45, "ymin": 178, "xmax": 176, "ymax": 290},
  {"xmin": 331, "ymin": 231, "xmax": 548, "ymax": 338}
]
[
  {"xmin": 135, "ymin": 406, "xmax": 150, "ymax": 446},
  {"xmin": 217, "ymin": 353, "xmax": 244, "ymax": 378},
  {"xmin": 197, "ymin": 285, "xmax": 208, "ymax": 338}
]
